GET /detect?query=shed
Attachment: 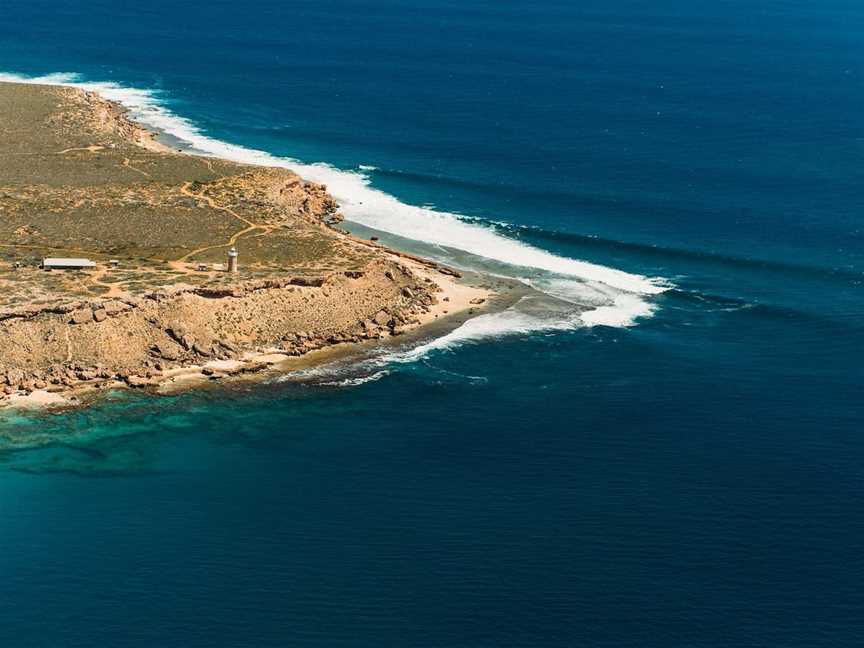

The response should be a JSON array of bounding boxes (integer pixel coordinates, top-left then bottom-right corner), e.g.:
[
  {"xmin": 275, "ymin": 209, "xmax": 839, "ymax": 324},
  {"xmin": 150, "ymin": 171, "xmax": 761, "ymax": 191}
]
[{"xmin": 42, "ymin": 258, "xmax": 97, "ymax": 271}]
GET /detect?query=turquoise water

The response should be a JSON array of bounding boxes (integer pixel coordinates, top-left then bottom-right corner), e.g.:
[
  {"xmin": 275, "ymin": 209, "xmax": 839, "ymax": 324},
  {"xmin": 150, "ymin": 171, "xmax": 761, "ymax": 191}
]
[{"xmin": 1, "ymin": 1, "xmax": 863, "ymax": 645}]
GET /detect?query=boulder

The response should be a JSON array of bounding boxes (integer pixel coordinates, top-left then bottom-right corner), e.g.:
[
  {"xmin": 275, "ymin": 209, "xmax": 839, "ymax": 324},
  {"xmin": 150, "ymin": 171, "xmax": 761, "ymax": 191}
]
[
  {"xmin": 6, "ymin": 369, "xmax": 24, "ymax": 387},
  {"xmin": 151, "ymin": 343, "xmax": 181, "ymax": 361},
  {"xmin": 192, "ymin": 342, "xmax": 212, "ymax": 357},
  {"xmin": 373, "ymin": 310, "xmax": 392, "ymax": 327},
  {"xmin": 125, "ymin": 375, "xmax": 151, "ymax": 388},
  {"xmin": 76, "ymin": 369, "xmax": 98, "ymax": 381},
  {"xmin": 217, "ymin": 339, "xmax": 238, "ymax": 352},
  {"xmin": 70, "ymin": 309, "xmax": 93, "ymax": 325}
]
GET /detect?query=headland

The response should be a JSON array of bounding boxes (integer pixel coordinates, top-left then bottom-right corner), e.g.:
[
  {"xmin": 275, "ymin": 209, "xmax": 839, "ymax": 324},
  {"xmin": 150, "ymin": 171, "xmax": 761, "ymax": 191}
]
[{"xmin": 0, "ymin": 81, "xmax": 504, "ymax": 409}]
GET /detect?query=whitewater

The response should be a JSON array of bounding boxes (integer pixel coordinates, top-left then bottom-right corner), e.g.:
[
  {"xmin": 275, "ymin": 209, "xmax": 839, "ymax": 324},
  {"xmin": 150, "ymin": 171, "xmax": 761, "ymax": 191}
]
[{"xmin": 0, "ymin": 71, "xmax": 670, "ymax": 348}]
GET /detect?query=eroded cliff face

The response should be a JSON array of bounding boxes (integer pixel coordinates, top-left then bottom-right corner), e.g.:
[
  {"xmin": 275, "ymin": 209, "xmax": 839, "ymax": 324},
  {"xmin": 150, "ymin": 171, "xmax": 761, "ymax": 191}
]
[
  {"xmin": 0, "ymin": 81, "xmax": 462, "ymax": 399},
  {"xmin": 0, "ymin": 258, "xmax": 441, "ymax": 393}
]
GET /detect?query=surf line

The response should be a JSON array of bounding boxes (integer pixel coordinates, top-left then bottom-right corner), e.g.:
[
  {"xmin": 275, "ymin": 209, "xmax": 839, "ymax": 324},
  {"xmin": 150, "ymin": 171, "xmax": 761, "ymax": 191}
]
[{"xmin": 0, "ymin": 71, "xmax": 670, "ymax": 334}]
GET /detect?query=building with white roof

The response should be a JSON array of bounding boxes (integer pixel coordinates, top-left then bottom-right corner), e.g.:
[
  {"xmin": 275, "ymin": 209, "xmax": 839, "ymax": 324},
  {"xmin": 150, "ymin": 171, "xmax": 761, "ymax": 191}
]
[{"xmin": 42, "ymin": 258, "xmax": 97, "ymax": 270}]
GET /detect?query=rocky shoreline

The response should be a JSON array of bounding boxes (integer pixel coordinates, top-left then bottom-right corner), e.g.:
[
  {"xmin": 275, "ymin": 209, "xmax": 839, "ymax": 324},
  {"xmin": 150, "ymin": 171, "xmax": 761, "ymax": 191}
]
[
  {"xmin": 0, "ymin": 244, "xmax": 494, "ymax": 410},
  {"xmin": 0, "ymin": 81, "xmax": 498, "ymax": 410}
]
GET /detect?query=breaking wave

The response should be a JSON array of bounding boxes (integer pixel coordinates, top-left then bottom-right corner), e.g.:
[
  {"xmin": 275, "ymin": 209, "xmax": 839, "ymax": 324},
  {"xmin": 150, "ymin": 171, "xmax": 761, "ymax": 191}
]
[
  {"xmin": 284, "ymin": 290, "xmax": 649, "ymax": 388},
  {"xmin": 283, "ymin": 308, "xmax": 561, "ymax": 387},
  {"xmin": 1, "ymin": 71, "xmax": 670, "ymax": 374},
  {"xmin": 0, "ymin": 71, "xmax": 667, "ymax": 293}
]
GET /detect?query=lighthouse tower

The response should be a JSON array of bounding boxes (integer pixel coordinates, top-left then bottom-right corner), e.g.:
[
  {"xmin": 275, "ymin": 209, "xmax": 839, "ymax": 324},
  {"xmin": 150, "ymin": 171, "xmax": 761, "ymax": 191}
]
[{"xmin": 227, "ymin": 247, "xmax": 239, "ymax": 273}]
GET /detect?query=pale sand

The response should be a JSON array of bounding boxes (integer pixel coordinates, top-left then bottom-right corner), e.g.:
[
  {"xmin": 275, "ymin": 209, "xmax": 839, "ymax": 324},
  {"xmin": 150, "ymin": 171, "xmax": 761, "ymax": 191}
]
[
  {"xmin": 406, "ymin": 259, "xmax": 490, "ymax": 326},
  {"xmin": 203, "ymin": 359, "xmax": 245, "ymax": 371},
  {"xmin": 6, "ymin": 389, "xmax": 70, "ymax": 409}
]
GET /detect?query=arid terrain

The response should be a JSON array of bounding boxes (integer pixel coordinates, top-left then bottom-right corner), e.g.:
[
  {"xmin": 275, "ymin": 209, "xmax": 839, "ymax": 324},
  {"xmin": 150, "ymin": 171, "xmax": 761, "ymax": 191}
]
[{"xmin": 0, "ymin": 81, "xmax": 492, "ymax": 407}]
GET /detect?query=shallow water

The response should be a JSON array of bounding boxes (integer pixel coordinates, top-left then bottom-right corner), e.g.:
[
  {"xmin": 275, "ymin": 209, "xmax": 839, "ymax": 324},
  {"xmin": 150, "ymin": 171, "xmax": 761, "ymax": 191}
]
[{"xmin": 1, "ymin": 1, "xmax": 863, "ymax": 645}]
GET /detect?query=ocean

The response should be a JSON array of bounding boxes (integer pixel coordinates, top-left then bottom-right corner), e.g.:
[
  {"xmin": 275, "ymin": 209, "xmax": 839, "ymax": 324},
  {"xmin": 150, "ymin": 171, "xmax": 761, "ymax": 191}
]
[{"xmin": 1, "ymin": 1, "xmax": 863, "ymax": 646}]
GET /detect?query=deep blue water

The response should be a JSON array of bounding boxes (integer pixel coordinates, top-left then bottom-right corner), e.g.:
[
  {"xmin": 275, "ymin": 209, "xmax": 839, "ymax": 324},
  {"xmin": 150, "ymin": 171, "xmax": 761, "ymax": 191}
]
[{"xmin": 1, "ymin": 1, "xmax": 863, "ymax": 646}]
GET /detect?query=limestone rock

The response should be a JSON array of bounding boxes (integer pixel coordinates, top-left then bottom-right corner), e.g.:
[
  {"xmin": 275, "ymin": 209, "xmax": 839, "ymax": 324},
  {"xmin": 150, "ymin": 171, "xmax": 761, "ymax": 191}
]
[
  {"xmin": 125, "ymin": 375, "xmax": 151, "ymax": 388},
  {"xmin": 6, "ymin": 369, "xmax": 24, "ymax": 386},
  {"xmin": 70, "ymin": 309, "xmax": 93, "ymax": 325},
  {"xmin": 373, "ymin": 310, "xmax": 392, "ymax": 327}
]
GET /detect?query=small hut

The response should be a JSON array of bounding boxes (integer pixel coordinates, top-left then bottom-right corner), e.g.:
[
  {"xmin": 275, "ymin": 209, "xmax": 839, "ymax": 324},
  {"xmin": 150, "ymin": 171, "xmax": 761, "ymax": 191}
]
[{"xmin": 42, "ymin": 258, "xmax": 96, "ymax": 271}]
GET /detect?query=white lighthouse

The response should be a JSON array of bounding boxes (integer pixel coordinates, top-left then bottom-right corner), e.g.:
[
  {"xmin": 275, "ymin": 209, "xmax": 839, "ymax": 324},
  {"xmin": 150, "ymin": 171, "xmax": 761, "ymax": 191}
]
[{"xmin": 227, "ymin": 247, "xmax": 239, "ymax": 273}]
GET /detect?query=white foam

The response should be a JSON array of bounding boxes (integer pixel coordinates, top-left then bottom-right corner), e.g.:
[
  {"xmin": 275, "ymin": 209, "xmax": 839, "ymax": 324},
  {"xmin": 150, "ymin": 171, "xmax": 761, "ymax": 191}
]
[
  {"xmin": 395, "ymin": 308, "xmax": 575, "ymax": 361},
  {"xmin": 580, "ymin": 294, "xmax": 657, "ymax": 327},
  {"xmin": 321, "ymin": 369, "xmax": 390, "ymax": 387},
  {"xmin": 0, "ymin": 71, "xmax": 669, "ymax": 296},
  {"xmin": 279, "ymin": 305, "xmax": 574, "ymax": 387},
  {"xmin": 361, "ymin": 295, "xmax": 651, "ymax": 374},
  {"xmin": 280, "ymin": 290, "xmax": 651, "ymax": 388},
  {"xmin": 397, "ymin": 289, "xmax": 655, "ymax": 362},
  {"xmin": 2, "ymin": 69, "xmax": 668, "ymax": 378},
  {"xmin": 523, "ymin": 277, "xmax": 656, "ymax": 328}
]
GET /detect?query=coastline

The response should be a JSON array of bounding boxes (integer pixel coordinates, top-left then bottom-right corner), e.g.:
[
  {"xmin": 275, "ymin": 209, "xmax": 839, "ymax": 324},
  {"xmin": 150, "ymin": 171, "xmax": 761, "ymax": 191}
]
[
  {"xmin": 0, "ymin": 81, "xmax": 515, "ymax": 412},
  {"xmin": 5, "ymin": 265, "xmax": 523, "ymax": 412}
]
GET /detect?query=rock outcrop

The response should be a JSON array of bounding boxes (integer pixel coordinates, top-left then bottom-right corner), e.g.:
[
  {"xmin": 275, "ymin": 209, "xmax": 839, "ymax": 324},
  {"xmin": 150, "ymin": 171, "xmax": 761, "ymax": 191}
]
[{"xmin": 0, "ymin": 258, "xmax": 439, "ymax": 394}]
